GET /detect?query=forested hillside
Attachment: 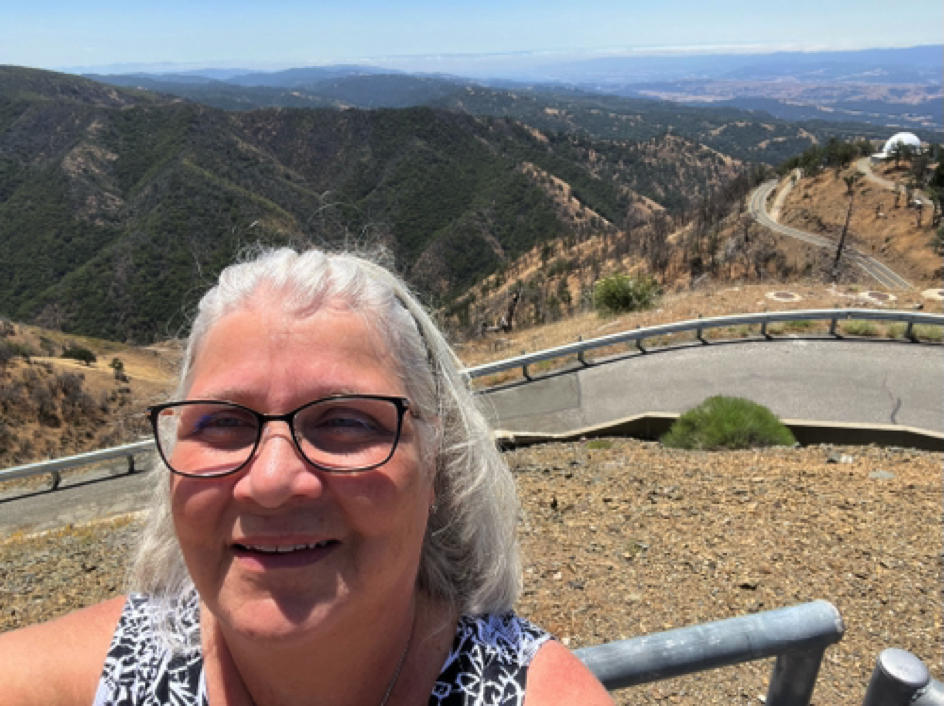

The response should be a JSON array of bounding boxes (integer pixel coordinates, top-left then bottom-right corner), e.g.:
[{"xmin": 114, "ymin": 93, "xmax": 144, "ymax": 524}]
[{"xmin": 1, "ymin": 67, "xmax": 743, "ymax": 342}]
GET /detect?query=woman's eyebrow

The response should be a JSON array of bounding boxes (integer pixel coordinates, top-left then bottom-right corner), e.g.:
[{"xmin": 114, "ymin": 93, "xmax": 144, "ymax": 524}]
[
  {"xmin": 186, "ymin": 387, "xmax": 257, "ymax": 403},
  {"xmin": 187, "ymin": 386, "xmax": 365, "ymax": 404}
]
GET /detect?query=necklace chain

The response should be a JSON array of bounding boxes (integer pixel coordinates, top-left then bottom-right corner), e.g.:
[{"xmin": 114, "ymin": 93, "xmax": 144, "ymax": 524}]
[
  {"xmin": 240, "ymin": 613, "xmax": 415, "ymax": 706},
  {"xmin": 378, "ymin": 616, "xmax": 414, "ymax": 706}
]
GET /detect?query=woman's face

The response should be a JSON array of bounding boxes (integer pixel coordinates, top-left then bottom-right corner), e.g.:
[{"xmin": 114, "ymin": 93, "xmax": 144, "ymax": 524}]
[{"xmin": 171, "ymin": 301, "xmax": 434, "ymax": 644}]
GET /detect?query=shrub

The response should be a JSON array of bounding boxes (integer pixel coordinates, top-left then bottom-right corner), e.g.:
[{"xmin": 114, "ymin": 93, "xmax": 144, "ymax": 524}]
[
  {"xmin": 784, "ymin": 319, "xmax": 816, "ymax": 332},
  {"xmin": 61, "ymin": 346, "xmax": 97, "ymax": 366},
  {"xmin": 53, "ymin": 372, "xmax": 83, "ymax": 397},
  {"xmin": 593, "ymin": 274, "xmax": 660, "ymax": 315},
  {"xmin": 913, "ymin": 324, "xmax": 944, "ymax": 342},
  {"xmin": 39, "ymin": 337, "xmax": 58, "ymax": 355},
  {"xmin": 661, "ymin": 396, "xmax": 796, "ymax": 451},
  {"xmin": 0, "ymin": 421, "xmax": 13, "ymax": 455},
  {"xmin": 886, "ymin": 323, "xmax": 907, "ymax": 339},
  {"xmin": 6, "ymin": 341, "xmax": 37, "ymax": 361},
  {"xmin": 841, "ymin": 320, "xmax": 879, "ymax": 337},
  {"xmin": 886, "ymin": 323, "xmax": 943, "ymax": 342}
]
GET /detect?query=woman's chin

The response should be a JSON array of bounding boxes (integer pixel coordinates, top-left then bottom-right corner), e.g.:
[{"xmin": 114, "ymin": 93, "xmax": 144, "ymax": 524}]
[{"xmin": 212, "ymin": 591, "xmax": 348, "ymax": 646}]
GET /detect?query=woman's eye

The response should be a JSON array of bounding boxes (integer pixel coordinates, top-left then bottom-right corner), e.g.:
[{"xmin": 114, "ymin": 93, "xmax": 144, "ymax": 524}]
[
  {"xmin": 184, "ymin": 411, "xmax": 255, "ymax": 439},
  {"xmin": 197, "ymin": 414, "xmax": 244, "ymax": 429},
  {"xmin": 320, "ymin": 414, "xmax": 378, "ymax": 432}
]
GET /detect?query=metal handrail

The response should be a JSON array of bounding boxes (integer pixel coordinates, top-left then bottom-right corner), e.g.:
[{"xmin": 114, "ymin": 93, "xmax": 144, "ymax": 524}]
[
  {"xmin": 576, "ymin": 600, "xmax": 844, "ymax": 705},
  {"xmin": 466, "ymin": 308, "xmax": 944, "ymax": 380}
]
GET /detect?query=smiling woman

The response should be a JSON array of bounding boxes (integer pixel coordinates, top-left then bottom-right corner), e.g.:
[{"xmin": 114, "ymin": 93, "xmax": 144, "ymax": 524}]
[{"xmin": 0, "ymin": 246, "xmax": 612, "ymax": 706}]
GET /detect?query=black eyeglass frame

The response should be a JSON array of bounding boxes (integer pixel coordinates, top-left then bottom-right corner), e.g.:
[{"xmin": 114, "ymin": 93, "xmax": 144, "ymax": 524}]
[{"xmin": 145, "ymin": 394, "xmax": 413, "ymax": 478}]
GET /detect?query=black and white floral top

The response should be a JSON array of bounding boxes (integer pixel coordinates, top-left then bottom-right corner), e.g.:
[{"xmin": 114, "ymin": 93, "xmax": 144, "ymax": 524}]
[{"xmin": 93, "ymin": 593, "xmax": 552, "ymax": 705}]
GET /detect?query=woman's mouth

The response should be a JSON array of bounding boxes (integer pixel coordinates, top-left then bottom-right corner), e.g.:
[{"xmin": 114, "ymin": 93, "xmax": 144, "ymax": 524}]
[
  {"xmin": 235, "ymin": 541, "xmax": 334, "ymax": 554},
  {"xmin": 232, "ymin": 540, "xmax": 340, "ymax": 568}
]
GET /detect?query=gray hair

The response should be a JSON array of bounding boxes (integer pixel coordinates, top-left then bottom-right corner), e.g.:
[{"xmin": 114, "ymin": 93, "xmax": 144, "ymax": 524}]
[{"xmin": 129, "ymin": 247, "xmax": 521, "ymax": 646}]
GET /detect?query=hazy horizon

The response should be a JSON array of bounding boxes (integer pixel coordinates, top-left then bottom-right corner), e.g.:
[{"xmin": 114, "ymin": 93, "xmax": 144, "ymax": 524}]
[
  {"xmin": 2, "ymin": 0, "xmax": 940, "ymax": 76},
  {"xmin": 50, "ymin": 42, "xmax": 943, "ymax": 79}
]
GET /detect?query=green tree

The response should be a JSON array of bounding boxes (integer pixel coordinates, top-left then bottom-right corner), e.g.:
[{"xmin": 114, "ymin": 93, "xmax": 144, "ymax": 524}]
[{"xmin": 61, "ymin": 346, "xmax": 97, "ymax": 366}]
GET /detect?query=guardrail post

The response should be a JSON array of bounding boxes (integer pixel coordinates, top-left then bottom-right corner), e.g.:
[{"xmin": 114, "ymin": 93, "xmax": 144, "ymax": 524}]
[
  {"xmin": 861, "ymin": 648, "xmax": 930, "ymax": 706},
  {"xmin": 636, "ymin": 338, "xmax": 646, "ymax": 354},
  {"xmin": 127, "ymin": 454, "xmax": 136, "ymax": 474},
  {"xmin": 696, "ymin": 327, "xmax": 707, "ymax": 344},
  {"xmin": 766, "ymin": 647, "xmax": 827, "ymax": 706},
  {"xmin": 577, "ymin": 336, "xmax": 588, "ymax": 366},
  {"xmin": 829, "ymin": 316, "xmax": 839, "ymax": 336},
  {"xmin": 761, "ymin": 321, "xmax": 771, "ymax": 339},
  {"xmin": 522, "ymin": 364, "xmax": 531, "ymax": 380},
  {"xmin": 904, "ymin": 321, "xmax": 916, "ymax": 342},
  {"xmin": 49, "ymin": 470, "xmax": 61, "ymax": 491}
]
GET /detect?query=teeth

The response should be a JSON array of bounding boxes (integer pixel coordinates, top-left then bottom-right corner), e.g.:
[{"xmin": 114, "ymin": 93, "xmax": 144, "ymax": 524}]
[{"xmin": 240, "ymin": 541, "xmax": 331, "ymax": 553}]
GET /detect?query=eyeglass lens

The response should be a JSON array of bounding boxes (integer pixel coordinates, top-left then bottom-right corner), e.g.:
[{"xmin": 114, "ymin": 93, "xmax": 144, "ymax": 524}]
[{"xmin": 154, "ymin": 398, "xmax": 402, "ymax": 475}]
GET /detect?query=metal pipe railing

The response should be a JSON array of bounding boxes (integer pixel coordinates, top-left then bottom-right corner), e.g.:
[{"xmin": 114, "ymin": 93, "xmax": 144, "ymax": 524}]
[
  {"xmin": 466, "ymin": 309, "xmax": 944, "ymax": 380},
  {"xmin": 862, "ymin": 648, "xmax": 944, "ymax": 706},
  {"xmin": 575, "ymin": 600, "xmax": 844, "ymax": 705}
]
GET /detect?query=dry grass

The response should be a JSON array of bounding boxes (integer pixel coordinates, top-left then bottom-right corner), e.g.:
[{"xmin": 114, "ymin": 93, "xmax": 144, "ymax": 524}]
[{"xmin": 457, "ymin": 282, "xmax": 940, "ymax": 386}]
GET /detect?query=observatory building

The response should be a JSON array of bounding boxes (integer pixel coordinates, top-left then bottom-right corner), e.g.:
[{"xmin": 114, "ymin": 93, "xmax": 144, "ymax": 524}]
[{"xmin": 871, "ymin": 132, "xmax": 923, "ymax": 162}]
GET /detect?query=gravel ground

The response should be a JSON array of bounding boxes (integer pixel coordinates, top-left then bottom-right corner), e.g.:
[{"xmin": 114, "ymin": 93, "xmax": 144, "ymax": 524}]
[{"xmin": 1, "ymin": 439, "xmax": 941, "ymax": 704}]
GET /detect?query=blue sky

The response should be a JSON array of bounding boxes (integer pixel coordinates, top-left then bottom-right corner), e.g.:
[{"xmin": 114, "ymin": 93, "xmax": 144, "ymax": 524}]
[{"xmin": 1, "ymin": 0, "xmax": 941, "ymax": 72}]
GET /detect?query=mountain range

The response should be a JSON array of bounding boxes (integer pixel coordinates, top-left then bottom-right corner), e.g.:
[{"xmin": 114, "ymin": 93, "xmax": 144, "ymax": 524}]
[
  {"xmin": 2, "ymin": 54, "xmax": 940, "ymax": 344},
  {"xmin": 1, "ymin": 66, "xmax": 746, "ymax": 342},
  {"xmin": 80, "ymin": 45, "xmax": 944, "ymax": 131}
]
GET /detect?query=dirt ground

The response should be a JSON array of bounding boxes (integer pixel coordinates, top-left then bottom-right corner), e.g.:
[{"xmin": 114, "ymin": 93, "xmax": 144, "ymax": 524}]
[
  {"xmin": 779, "ymin": 161, "xmax": 941, "ymax": 286},
  {"xmin": 1, "ymin": 439, "xmax": 940, "ymax": 704}
]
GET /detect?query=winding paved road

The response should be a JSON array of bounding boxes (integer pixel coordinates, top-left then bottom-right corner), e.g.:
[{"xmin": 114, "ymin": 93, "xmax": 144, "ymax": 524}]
[
  {"xmin": 3, "ymin": 336, "xmax": 942, "ymax": 535},
  {"xmin": 484, "ymin": 338, "xmax": 943, "ymax": 435},
  {"xmin": 748, "ymin": 179, "xmax": 914, "ymax": 290}
]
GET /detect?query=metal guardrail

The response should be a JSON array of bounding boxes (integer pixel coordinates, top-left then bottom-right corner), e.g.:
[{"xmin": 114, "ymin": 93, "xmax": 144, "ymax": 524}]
[
  {"xmin": 0, "ymin": 439, "xmax": 154, "ymax": 490},
  {"xmin": 2, "ymin": 309, "xmax": 942, "ymax": 488},
  {"xmin": 465, "ymin": 308, "xmax": 944, "ymax": 380},
  {"xmin": 576, "ymin": 601, "xmax": 943, "ymax": 705}
]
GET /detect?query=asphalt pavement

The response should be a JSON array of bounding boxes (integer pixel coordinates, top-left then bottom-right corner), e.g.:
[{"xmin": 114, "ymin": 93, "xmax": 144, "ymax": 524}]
[
  {"xmin": 482, "ymin": 338, "xmax": 943, "ymax": 435},
  {"xmin": 3, "ymin": 337, "xmax": 941, "ymax": 535}
]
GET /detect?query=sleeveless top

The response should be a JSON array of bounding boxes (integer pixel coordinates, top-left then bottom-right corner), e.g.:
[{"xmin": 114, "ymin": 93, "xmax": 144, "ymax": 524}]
[{"xmin": 93, "ymin": 593, "xmax": 552, "ymax": 705}]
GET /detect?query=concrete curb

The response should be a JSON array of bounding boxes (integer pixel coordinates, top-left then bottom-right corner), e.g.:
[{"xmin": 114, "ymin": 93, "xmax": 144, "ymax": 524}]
[{"xmin": 495, "ymin": 414, "xmax": 944, "ymax": 452}]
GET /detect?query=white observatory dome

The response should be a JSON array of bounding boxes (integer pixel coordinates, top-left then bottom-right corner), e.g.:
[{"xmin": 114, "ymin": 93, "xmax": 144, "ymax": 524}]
[{"xmin": 882, "ymin": 132, "xmax": 922, "ymax": 154}]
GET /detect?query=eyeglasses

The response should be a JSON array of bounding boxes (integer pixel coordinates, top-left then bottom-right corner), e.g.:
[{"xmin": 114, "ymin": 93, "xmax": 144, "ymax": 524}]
[{"xmin": 145, "ymin": 395, "xmax": 413, "ymax": 478}]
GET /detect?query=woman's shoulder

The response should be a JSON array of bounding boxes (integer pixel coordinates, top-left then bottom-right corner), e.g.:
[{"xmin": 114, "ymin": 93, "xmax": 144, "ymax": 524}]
[
  {"xmin": 525, "ymin": 640, "xmax": 615, "ymax": 706},
  {"xmin": 0, "ymin": 595, "xmax": 126, "ymax": 706}
]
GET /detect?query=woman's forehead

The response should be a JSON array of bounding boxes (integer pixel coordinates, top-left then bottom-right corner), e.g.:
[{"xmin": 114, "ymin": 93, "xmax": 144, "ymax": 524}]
[{"xmin": 187, "ymin": 304, "xmax": 402, "ymax": 403}]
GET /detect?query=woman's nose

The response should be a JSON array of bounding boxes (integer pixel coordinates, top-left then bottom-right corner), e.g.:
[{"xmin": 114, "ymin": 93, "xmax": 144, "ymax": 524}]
[{"xmin": 234, "ymin": 422, "xmax": 324, "ymax": 508}]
